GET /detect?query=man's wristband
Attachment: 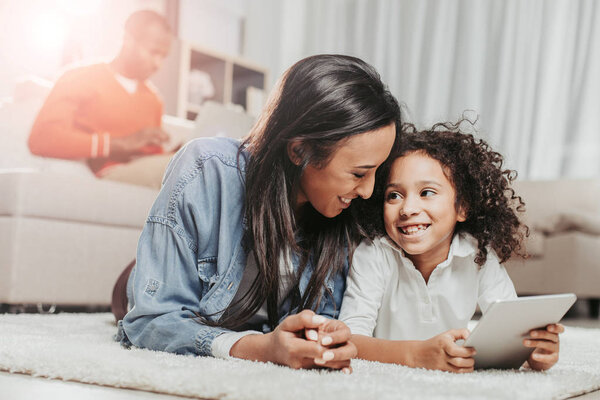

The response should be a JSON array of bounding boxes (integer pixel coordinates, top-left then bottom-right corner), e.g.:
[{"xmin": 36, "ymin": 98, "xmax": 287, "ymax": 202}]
[{"xmin": 91, "ymin": 132, "xmax": 111, "ymax": 158}]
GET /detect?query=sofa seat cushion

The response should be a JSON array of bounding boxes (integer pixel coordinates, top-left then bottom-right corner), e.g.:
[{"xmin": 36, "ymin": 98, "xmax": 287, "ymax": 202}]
[{"xmin": 0, "ymin": 170, "xmax": 158, "ymax": 228}]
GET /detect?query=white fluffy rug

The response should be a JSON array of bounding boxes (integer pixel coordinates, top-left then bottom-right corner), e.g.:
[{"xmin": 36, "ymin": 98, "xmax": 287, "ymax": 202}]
[{"xmin": 0, "ymin": 313, "xmax": 599, "ymax": 400}]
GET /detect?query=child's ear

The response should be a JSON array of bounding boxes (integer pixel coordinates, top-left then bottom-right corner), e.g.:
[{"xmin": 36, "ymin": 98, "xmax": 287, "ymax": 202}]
[
  {"xmin": 457, "ymin": 204, "xmax": 467, "ymax": 222},
  {"xmin": 287, "ymin": 140, "xmax": 304, "ymax": 166}
]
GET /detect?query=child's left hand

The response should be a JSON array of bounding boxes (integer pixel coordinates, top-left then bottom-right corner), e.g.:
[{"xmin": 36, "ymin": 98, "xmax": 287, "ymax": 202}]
[{"xmin": 523, "ymin": 323, "xmax": 564, "ymax": 370}]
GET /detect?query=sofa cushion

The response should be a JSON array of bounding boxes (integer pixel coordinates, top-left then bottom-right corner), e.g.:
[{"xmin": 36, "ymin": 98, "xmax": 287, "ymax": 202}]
[
  {"xmin": 0, "ymin": 171, "xmax": 158, "ymax": 228},
  {"xmin": 535, "ymin": 210, "xmax": 600, "ymax": 236},
  {"xmin": 0, "ymin": 93, "xmax": 95, "ymax": 178},
  {"xmin": 512, "ymin": 179, "xmax": 600, "ymax": 226}
]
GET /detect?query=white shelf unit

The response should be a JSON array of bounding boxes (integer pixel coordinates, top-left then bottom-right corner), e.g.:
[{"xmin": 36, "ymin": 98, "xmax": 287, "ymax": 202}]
[{"xmin": 176, "ymin": 42, "xmax": 269, "ymax": 121}]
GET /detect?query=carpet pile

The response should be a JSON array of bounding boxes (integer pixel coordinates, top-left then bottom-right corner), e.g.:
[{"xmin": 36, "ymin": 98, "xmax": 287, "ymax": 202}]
[{"xmin": 0, "ymin": 313, "xmax": 599, "ymax": 400}]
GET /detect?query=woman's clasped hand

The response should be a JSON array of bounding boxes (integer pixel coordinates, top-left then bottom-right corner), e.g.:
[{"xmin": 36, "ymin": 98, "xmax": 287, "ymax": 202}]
[{"xmin": 231, "ymin": 310, "xmax": 356, "ymax": 373}]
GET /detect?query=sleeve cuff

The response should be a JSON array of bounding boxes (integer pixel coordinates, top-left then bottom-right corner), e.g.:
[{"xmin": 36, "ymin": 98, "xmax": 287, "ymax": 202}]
[
  {"xmin": 91, "ymin": 132, "xmax": 110, "ymax": 158},
  {"xmin": 102, "ymin": 132, "xmax": 110, "ymax": 157},
  {"xmin": 342, "ymin": 320, "xmax": 374, "ymax": 337},
  {"xmin": 91, "ymin": 133, "xmax": 99, "ymax": 158},
  {"xmin": 211, "ymin": 330, "xmax": 263, "ymax": 359}
]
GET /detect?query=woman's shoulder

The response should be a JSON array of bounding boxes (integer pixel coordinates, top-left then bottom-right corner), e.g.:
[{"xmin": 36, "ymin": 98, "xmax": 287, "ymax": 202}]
[
  {"xmin": 164, "ymin": 137, "xmax": 247, "ymax": 178},
  {"xmin": 181, "ymin": 137, "xmax": 247, "ymax": 165},
  {"xmin": 149, "ymin": 137, "xmax": 249, "ymax": 218}
]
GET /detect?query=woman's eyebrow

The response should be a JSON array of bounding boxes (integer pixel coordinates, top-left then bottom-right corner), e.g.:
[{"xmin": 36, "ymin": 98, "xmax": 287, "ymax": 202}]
[{"xmin": 354, "ymin": 164, "xmax": 377, "ymax": 169}]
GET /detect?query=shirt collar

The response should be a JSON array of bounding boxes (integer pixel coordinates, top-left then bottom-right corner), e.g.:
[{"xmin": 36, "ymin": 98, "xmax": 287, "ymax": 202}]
[
  {"xmin": 378, "ymin": 232, "xmax": 478, "ymax": 269},
  {"xmin": 113, "ymin": 73, "xmax": 139, "ymax": 94}
]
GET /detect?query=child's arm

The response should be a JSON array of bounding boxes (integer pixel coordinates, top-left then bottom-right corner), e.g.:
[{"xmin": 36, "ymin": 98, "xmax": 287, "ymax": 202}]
[
  {"xmin": 523, "ymin": 323, "xmax": 564, "ymax": 371},
  {"xmin": 351, "ymin": 329, "xmax": 476, "ymax": 373},
  {"xmin": 476, "ymin": 253, "xmax": 517, "ymax": 313},
  {"xmin": 338, "ymin": 240, "xmax": 388, "ymax": 337}
]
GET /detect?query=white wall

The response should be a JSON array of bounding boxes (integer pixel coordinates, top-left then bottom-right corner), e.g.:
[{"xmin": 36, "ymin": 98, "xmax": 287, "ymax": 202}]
[
  {"xmin": 242, "ymin": 0, "xmax": 299, "ymax": 87},
  {"xmin": 178, "ymin": 0, "xmax": 245, "ymax": 55}
]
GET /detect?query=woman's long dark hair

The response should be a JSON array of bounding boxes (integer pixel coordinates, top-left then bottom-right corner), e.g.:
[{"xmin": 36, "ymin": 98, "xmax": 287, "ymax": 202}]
[{"xmin": 217, "ymin": 54, "xmax": 401, "ymax": 329}]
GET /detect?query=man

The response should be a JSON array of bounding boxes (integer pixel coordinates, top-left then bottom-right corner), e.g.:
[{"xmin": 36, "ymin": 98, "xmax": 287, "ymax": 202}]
[{"xmin": 28, "ymin": 10, "xmax": 174, "ymax": 189}]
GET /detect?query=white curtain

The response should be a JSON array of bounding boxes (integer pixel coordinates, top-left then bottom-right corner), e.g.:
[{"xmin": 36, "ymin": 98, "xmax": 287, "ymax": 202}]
[{"xmin": 245, "ymin": 0, "xmax": 600, "ymax": 180}]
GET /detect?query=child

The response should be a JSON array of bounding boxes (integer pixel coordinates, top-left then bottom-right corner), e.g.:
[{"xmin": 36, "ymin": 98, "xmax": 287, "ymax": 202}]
[{"xmin": 338, "ymin": 120, "xmax": 564, "ymax": 372}]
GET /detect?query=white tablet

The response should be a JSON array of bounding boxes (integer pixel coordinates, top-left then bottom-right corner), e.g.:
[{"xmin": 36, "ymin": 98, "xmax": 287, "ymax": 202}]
[{"xmin": 463, "ymin": 293, "xmax": 577, "ymax": 369}]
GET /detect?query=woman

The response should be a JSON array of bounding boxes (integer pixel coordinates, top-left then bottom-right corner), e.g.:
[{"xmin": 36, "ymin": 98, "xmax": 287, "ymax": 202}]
[{"xmin": 113, "ymin": 54, "xmax": 401, "ymax": 372}]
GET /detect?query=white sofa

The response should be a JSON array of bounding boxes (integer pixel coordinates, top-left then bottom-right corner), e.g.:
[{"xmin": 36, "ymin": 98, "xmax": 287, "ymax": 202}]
[
  {"xmin": 0, "ymin": 83, "xmax": 254, "ymax": 309},
  {"xmin": 0, "ymin": 90, "xmax": 164, "ymax": 308},
  {"xmin": 505, "ymin": 179, "xmax": 600, "ymax": 316},
  {"xmin": 0, "ymin": 171, "xmax": 157, "ymax": 307}
]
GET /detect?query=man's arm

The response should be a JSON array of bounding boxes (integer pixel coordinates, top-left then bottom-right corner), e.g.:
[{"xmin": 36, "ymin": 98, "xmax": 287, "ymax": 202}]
[
  {"xmin": 28, "ymin": 69, "xmax": 168, "ymax": 160},
  {"xmin": 28, "ymin": 70, "xmax": 109, "ymax": 159}
]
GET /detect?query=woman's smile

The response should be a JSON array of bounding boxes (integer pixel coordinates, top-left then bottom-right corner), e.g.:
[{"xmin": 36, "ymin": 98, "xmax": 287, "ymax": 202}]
[{"xmin": 339, "ymin": 196, "xmax": 353, "ymax": 208}]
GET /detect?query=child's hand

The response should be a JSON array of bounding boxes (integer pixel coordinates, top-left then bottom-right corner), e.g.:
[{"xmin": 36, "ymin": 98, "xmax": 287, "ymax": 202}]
[
  {"xmin": 267, "ymin": 310, "xmax": 355, "ymax": 370},
  {"xmin": 305, "ymin": 318, "xmax": 357, "ymax": 374},
  {"xmin": 412, "ymin": 329, "xmax": 476, "ymax": 373},
  {"xmin": 524, "ymin": 323, "xmax": 564, "ymax": 371},
  {"xmin": 232, "ymin": 310, "xmax": 355, "ymax": 370}
]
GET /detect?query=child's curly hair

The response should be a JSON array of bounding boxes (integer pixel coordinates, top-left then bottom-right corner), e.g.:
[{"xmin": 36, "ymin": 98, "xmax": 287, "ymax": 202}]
[{"xmin": 356, "ymin": 118, "xmax": 529, "ymax": 265}]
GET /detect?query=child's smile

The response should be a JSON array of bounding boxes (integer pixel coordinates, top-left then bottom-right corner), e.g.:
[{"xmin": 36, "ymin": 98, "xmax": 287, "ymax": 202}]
[
  {"xmin": 398, "ymin": 223, "xmax": 430, "ymax": 235},
  {"xmin": 383, "ymin": 152, "xmax": 466, "ymax": 270}
]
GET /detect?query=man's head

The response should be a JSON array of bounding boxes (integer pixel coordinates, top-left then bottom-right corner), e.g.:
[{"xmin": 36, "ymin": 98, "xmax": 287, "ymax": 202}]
[{"xmin": 120, "ymin": 10, "xmax": 171, "ymax": 81}]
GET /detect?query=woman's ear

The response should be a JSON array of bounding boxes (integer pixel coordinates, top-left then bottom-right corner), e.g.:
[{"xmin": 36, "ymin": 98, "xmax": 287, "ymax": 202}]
[{"xmin": 287, "ymin": 140, "xmax": 304, "ymax": 166}]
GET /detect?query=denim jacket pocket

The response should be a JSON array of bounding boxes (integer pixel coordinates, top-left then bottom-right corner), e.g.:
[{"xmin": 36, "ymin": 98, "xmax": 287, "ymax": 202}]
[{"xmin": 197, "ymin": 257, "xmax": 219, "ymax": 298}]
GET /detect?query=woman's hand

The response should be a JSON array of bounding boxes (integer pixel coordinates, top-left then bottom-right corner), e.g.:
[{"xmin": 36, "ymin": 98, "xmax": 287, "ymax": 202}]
[
  {"xmin": 411, "ymin": 329, "xmax": 476, "ymax": 373},
  {"xmin": 524, "ymin": 323, "xmax": 564, "ymax": 371},
  {"xmin": 305, "ymin": 317, "xmax": 357, "ymax": 373},
  {"xmin": 230, "ymin": 310, "xmax": 355, "ymax": 371}
]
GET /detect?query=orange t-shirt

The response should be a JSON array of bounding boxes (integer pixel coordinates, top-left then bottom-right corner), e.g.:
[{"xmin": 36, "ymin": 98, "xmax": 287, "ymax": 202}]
[{"xmin": 28, "ymin": 63, "xmax": 163, "ymax": 175}]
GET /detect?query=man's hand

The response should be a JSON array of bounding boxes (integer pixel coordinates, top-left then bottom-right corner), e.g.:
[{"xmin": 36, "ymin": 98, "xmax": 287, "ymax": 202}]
[{"xmin": 110, "ymin": 127, "xmax": 169, "ymax": 158}]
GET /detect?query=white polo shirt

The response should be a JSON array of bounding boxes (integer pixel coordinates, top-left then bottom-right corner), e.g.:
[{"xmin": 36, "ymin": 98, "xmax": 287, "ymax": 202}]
[{"xmin": 339, "ymin": 233, "xmax": 517, "ymax": 340}]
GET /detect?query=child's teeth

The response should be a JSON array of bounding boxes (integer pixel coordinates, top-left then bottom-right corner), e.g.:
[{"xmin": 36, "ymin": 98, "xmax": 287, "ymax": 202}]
[{"xmin": 402, "ymin": 224, "xmax": 428, "ymax": 235}]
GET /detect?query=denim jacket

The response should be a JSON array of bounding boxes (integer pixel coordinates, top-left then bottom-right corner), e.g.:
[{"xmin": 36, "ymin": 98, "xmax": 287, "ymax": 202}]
[{"xmin": 117, "ymin": 137, "xmax": 349, "ymax": 357}]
